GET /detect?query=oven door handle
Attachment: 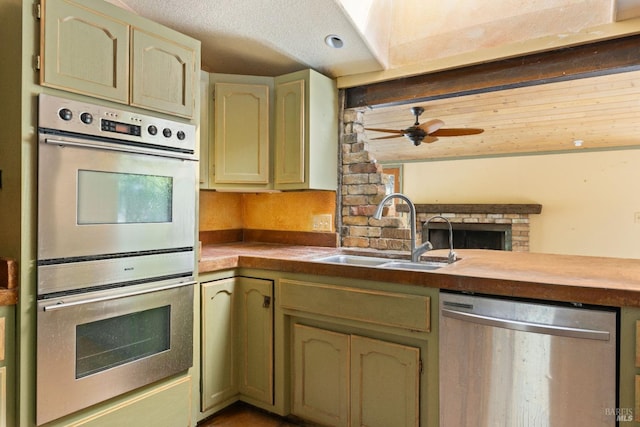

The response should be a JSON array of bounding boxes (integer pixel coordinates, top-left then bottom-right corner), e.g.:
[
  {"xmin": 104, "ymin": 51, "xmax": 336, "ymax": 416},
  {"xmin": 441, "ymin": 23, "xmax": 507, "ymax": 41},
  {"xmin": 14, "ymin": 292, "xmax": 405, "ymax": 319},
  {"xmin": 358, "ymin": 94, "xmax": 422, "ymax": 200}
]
[
  {"xmin": 44, "ymin": 137, "xmax": 195, "ymax": 161},
  {"xmin": 42, "ymin": 280, "xmax": 196, "ymax": 312}
]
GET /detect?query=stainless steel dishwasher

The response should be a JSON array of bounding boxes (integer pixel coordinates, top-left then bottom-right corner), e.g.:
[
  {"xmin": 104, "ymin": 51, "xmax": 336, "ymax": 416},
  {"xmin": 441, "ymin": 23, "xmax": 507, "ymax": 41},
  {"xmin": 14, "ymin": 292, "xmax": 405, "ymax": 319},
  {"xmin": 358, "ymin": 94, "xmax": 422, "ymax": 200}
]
[{"xmin": 439, "ymin": 292, "xmax": 617, "ymax": 427}]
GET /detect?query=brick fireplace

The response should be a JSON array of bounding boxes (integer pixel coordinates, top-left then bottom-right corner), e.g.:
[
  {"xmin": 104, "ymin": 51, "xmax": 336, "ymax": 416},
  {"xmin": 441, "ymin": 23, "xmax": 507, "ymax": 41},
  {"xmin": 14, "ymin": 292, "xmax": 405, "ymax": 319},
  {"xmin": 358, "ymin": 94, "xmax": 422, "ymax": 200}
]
[
  {"xmin": 340, "ymin": 107, "xmax": 541, "ymax": 252},
  {"xmin": 412, "ymin": 204, "xmax": 542, "ymax": 252}
]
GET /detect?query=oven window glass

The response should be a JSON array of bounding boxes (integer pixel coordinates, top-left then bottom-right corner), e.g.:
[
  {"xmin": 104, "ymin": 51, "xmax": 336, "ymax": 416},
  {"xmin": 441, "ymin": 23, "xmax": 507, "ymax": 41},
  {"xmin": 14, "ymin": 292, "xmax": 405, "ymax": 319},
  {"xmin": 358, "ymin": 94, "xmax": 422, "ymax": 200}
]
[
  {"xmin": 77, "ymin": 170, "xmax": 173, "ymax": 224},
  {"xmin": 75, "ymin": 306, "xmax": 170, "ymax": 378}
]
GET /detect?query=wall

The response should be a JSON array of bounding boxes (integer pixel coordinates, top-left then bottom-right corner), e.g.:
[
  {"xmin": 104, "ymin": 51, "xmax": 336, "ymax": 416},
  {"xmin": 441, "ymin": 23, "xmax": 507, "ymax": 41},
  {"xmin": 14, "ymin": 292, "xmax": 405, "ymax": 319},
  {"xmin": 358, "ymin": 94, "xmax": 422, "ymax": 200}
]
[
  {"xmin": 199, "ymin": 190, "xmax": 337, "ymax": 232},
  {"xmin": 0, "ymin": 0, "xmax": 22, "ymax": 261},
  {"xmin": 402, "ymin": 150, "xmax": 640, "ymax": 259}
]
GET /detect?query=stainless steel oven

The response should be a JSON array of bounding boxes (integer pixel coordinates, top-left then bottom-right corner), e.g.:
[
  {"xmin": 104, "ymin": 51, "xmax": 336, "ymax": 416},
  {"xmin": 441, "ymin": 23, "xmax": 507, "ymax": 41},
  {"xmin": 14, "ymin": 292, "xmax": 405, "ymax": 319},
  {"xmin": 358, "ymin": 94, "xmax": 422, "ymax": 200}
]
[
  {"xmin": 37, "ymin": 279, "xmax": 194, "ymax": 425},
  {"xmin": 36, "ymin": 94, "xmax": 197, "ymax": 425}
]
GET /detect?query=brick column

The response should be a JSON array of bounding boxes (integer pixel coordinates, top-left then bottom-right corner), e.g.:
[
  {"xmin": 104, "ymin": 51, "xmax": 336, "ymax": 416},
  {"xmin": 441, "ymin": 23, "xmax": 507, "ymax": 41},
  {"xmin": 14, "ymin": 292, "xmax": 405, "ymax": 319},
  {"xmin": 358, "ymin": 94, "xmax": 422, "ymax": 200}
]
[{"xmin": 341, "ymin": 109, "xmax": 411, "ymax": 251}]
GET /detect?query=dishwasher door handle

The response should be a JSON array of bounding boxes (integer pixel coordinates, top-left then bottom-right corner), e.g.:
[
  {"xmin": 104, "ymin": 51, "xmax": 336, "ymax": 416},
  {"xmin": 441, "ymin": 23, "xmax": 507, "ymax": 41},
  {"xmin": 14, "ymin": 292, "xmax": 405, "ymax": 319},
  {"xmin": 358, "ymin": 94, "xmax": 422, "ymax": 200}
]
[{"xmin": 441, "ymin": 307, "xmax": 611, "ymax": 341}]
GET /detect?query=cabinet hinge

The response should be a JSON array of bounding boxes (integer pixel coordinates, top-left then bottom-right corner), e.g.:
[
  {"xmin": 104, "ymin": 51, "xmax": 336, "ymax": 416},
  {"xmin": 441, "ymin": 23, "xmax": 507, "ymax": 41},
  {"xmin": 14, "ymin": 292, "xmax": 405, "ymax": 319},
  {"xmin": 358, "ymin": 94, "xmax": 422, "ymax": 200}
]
[
  {"xmin": 35, "ymin": 2, "xmax": 41, "ymax": 19},
  {"xmin": 35, "ymin": 55, "xmax": 41, "ymax": 71},
  {"xmin": 263, "ymin": 295, "xmax": 271, "ymax": 308},
  {"xmin": 419, "ymin": 359, "xmax": 423, "ymax": 374}
]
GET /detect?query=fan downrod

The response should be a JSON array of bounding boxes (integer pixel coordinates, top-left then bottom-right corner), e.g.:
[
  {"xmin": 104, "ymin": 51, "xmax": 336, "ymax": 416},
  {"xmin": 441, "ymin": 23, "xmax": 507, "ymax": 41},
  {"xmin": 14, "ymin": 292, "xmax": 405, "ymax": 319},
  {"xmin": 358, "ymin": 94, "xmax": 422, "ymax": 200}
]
[{"xmin": 410, "ymin": 106, "xmax": 424, "ymax": 125}]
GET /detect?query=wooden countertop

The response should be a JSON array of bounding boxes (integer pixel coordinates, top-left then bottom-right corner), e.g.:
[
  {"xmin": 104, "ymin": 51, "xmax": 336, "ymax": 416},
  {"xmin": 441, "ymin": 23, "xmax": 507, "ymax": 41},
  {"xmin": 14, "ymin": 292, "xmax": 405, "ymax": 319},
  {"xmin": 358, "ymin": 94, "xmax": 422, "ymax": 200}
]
[
  {"xmin": 199, "ymin": 243, "xmax": 640, "ymax": 307},
  {"xmin": 0, "ymin": 258, "xmax": 19, "ymax": 306}
]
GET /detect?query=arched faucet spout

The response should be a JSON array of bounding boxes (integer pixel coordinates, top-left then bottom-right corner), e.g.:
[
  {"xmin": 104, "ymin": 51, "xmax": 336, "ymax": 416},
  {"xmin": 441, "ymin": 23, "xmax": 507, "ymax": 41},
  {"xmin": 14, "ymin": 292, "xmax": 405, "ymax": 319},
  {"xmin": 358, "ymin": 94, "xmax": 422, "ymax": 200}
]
[{"xmin": 373, "ymin": 193, "xmax": 432, "ymax": 262}]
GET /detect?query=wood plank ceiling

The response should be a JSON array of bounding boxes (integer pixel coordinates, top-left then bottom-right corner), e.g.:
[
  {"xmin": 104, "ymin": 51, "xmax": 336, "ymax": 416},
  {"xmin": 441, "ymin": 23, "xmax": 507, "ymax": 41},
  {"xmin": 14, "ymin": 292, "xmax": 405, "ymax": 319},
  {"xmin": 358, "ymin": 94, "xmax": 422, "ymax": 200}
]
[
  {"xmin": 349, "ymin": 36, "xmax": 640, "ymax": 163},
  {"xmin": 361, "ymin": 70, "xmax": 640, "ymax": 162}
]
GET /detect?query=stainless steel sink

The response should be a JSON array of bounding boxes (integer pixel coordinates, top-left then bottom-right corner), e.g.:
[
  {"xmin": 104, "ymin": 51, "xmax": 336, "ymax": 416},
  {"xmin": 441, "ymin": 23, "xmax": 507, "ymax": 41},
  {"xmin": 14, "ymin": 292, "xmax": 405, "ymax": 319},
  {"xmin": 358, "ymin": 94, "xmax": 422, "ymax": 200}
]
[
  {"xmin": 313, "ymin": 254, "xmax": 391, "ymax": 266},
  {"xmin": 314, "ymin": 254, "xmax": 450, "ymax": 271},
  {"xmin": 380, "ymin": 261, "xmax": 448, "ymax": 271}
]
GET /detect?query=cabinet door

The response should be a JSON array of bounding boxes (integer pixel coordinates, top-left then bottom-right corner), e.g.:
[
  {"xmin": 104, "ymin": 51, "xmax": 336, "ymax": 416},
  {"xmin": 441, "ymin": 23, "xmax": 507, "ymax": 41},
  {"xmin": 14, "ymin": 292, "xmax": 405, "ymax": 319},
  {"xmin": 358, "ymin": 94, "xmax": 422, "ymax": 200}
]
[
  {"xmin": 40, "ymin": 0, "xmax": 129, "ymax": 103},
  {"xmin": 274, "ymin": 79, "xmax": 305, "ymax": 185},
  {"xmin": 214, "ymin": 82, "xmax": 270, "ymax": 184},
  {"xmin": 236, "ymin": 277, "xmax": 273, "ymax": 404},
  {"xmin": 131, "ymin": 28, "xmax": 196, "ymax": 118},
  {"xmin": 274, "ymin": 69, "xmax": 338, "ymax": 190},
  {"xmin": 351, "ymin": 336, "xmax": 420, "ymax": 427},
  {"xmin": 201, "ymin": 279, "xmax": 236, "ymax": 411},
  {"xmin": 200, "ymin": 71, "xmax": 211, "ymax": 188},
  {"xmin": 292, "ymin": 324, "xmax": 349, "ymax": 427}
]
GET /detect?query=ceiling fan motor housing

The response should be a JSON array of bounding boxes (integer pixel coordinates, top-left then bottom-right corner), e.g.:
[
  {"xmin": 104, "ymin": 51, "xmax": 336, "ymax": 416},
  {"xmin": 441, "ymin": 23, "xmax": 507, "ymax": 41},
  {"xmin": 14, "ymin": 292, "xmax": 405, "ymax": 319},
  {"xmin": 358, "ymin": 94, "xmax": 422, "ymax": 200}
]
[{"xmin": 404, "ymin": 127, "xmax": 427, "ymax": 145}]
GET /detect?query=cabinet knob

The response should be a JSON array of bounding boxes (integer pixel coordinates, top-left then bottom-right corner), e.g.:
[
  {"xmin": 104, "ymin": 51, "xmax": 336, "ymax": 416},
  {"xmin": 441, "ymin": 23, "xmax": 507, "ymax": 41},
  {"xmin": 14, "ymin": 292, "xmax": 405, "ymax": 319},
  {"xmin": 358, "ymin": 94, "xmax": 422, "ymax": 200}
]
[{"xmin": 263, "ymin": 296, "xmax": 271, "ymax": 308}]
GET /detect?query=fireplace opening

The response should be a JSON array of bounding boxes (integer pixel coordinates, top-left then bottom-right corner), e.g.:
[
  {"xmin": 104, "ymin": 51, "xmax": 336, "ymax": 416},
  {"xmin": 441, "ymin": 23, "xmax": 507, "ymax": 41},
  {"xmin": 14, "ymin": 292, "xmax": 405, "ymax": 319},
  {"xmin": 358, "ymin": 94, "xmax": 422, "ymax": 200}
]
[{"xmin": 423, "ymin": 222, "xmax": 512, "ymax": 251}]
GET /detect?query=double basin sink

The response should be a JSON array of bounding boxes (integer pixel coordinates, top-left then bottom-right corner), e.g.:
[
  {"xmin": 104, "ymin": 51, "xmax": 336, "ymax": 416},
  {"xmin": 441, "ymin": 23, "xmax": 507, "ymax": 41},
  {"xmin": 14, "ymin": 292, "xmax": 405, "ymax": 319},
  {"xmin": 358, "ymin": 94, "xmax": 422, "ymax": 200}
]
[{"xmin": 313, "ymin": 254, "xmax": 450, "ymax": 271}]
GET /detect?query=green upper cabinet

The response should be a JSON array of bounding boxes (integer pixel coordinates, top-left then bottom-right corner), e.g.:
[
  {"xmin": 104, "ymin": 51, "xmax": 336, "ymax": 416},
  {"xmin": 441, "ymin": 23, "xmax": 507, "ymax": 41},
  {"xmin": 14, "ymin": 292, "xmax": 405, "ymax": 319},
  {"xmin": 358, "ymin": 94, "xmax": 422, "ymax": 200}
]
[
  {"xmin": 130, "ymin": 28, "xmax": 196, "ymax": 118},
  {"xmin": 199, "ymin": 73, "xmax": 274, "ymax": 191},
  {"xmin": 274, "ymin": 69, "xmax": 338, "ymax": 191},
  {"xmin": 200, "ymin": 71, "xmax": 211, "ymax": 188},
  {"xmin": 199, "ymin": 69, "xmax": 338, "ymax": 191},
  {"xmin": 40, "ymin": 0, "xmax": 129, "ymax": 103},
  {"xmin": 213, "ymin": 81, "xmax": 271, "ymax": 186},
  {"xmin": 40, "ymin": 0, "xmax": 200, "ymax": 118}
]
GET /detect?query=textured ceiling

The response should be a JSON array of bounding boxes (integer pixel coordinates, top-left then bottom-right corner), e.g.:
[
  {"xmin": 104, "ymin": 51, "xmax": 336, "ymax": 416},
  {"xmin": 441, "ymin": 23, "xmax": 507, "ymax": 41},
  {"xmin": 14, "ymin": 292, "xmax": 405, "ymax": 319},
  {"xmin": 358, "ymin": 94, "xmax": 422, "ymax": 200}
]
[
  {"xmin": 112, "ymin": 0, "xmax": 640, "ymax": 81},
  {"xmin": 109, "ymin": 0, "xmax": 640, "ymax": 161},
  {"xmin": 110, "ymin": 0, "xmax": 384, "ymax": 77}
]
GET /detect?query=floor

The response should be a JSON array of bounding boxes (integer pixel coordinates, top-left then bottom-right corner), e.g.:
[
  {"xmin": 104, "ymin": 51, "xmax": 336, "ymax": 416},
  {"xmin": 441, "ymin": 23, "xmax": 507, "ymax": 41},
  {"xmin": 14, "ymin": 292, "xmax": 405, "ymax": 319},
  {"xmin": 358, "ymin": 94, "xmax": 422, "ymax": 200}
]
[{"xmin": 197, "ymin": 402, "xmax": 304, "ymax": 427}]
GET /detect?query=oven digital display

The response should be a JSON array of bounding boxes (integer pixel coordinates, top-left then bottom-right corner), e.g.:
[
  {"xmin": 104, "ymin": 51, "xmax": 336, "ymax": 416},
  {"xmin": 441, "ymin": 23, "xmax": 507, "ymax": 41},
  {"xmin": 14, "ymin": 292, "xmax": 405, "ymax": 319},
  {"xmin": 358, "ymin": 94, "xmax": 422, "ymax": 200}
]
[{"xmin": 101, "ymin": 119, "xmax": 141, "ymax": 136}]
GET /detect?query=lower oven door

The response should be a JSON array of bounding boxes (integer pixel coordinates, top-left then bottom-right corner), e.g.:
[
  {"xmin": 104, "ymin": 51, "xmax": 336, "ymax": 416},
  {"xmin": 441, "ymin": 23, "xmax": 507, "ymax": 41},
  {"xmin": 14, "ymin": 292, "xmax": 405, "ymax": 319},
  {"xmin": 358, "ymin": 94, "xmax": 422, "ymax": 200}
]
[{"xmin": 36, "ymin": 280, "xmax": 194, "ymax": 425}]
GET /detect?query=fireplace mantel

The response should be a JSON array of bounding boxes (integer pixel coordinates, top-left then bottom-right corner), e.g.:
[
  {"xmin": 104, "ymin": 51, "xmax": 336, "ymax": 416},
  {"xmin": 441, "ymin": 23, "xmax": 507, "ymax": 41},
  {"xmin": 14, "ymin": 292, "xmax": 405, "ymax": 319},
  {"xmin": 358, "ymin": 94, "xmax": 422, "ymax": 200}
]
[{"xmin": 397, "ymin": 204, "xmax": 542, "ymax": 215}]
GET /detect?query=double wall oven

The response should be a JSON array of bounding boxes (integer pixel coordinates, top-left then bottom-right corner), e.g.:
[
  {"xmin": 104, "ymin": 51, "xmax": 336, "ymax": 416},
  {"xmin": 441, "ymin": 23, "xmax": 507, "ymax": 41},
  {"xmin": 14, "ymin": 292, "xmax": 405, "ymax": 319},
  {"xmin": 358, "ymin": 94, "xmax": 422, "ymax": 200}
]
[{"xmin": 36, "ymin": 94, "xmax": 197, "ymax": 425}]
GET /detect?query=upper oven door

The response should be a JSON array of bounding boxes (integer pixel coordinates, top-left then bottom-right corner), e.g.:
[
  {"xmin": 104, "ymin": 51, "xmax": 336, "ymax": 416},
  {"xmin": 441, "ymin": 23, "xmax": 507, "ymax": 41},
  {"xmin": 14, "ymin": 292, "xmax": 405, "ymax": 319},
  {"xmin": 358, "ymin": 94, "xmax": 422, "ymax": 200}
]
[{"xmin": 37, "ymin": 133, "xmax": 196, "ymax": 262}]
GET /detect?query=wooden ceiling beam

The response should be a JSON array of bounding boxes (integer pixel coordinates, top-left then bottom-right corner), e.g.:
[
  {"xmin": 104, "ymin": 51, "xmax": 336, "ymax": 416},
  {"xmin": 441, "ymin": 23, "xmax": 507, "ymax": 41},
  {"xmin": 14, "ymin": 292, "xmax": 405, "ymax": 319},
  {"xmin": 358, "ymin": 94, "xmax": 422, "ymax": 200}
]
[{"xmin": 344, "ymin": 34, "xmax": 640, "ymax": 109}]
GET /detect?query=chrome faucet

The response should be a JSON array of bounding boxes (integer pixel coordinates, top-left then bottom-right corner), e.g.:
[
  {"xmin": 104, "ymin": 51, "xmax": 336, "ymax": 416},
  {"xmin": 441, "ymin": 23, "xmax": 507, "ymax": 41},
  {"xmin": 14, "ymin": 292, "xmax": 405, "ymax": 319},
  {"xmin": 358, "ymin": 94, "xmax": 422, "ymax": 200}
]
[
  {"xmin": 373, "ymin": 193, "xmax": 433, "ymax": 262},
  {"xmin": 424, "ymin": 215, "xmax": 457, "ymax": 264}
]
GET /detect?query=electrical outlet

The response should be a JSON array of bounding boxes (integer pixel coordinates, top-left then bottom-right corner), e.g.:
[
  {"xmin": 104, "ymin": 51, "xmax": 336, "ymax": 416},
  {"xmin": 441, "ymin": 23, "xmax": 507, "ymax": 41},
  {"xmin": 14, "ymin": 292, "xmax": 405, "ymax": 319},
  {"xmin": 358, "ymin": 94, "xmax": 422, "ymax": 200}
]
[
  {"xmin": 635, "ymin": 212, "xmax": 640, "ymax": 223},
  {"xmin": 312, "ymin": 214, "xmax": 332, "ymax": 232}
]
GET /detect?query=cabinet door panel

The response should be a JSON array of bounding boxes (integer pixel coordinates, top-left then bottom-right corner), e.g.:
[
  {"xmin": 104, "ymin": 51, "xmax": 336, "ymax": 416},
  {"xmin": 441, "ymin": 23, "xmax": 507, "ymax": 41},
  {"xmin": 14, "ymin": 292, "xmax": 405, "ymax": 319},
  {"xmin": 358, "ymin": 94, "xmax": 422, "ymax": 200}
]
[
  {"xmin": 292, "ymin": 324, "xmax": 349, "ymax": 427},
  {"xmin": 236, "ymin": 277, "xmax": 273, "ymax": 404},
  {"xmin": 201, "ymin": 279, "xmax": 236, "ymax": 411},
  {"xmin": 214, "ymin": 83, "xmax": 270, "ymax": 184},
  {"xmin": 275, "ymin": 79, "xmax": 305, "ymax": 185},
  {"xmin": 351, "ymin": 335, "xmax": 420, "ymax": 427},
  {"xmin": 41, "ymin": 0, "xmax": 129, "ymax": 103},
  {"xmin": 131, "ymin": 29, "xmax": 196, "ymax": 117}
]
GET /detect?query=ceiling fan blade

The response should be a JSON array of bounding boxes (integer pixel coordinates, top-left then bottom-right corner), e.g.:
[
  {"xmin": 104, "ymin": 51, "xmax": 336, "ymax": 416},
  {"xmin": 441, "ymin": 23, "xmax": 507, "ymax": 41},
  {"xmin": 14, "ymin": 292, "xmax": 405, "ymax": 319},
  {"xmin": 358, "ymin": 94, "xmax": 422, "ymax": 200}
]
[
  {"xmin": 365, "ymin": 127, "xmax": 404, "ymax": 134},
  {"xmin": 417, "ymin": 119, "xmax": 445, "ymax": 134},
  {"xmin": 430, "ymin": 127, "xmax": 484, "ymax": 137},
  {"xmin": 370, "ymin": 134, "xmax": 403, "ymax": 140},
  {"xmin": 421, "ymin": 136, "xmax": 439, "ymax": 144}
]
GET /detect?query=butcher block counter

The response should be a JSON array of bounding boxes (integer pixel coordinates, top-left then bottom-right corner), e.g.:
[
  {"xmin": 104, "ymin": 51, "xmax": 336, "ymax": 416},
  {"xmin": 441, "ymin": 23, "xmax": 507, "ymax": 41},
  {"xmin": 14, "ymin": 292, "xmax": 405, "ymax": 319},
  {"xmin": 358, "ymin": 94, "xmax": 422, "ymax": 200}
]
[
  {"xmin": 199, "ymin": 243, "xmax": 640, "ymax": 307},
  {"xmin": 0, "ymin": 258, "xmax": 18, "ymax": 306}
]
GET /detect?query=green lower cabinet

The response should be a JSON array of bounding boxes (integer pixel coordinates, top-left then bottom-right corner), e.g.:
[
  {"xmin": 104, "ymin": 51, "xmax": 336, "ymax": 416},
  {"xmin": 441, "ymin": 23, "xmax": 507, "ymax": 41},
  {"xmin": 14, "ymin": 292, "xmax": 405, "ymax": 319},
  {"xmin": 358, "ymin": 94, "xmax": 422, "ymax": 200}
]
[
  {"xmin": 0, "ymin": 306, "xmax": 14, "ymax": 427},
  {"xmin": 351, "ymin": 335, "xmax": 420, "ymax": 427},
  {"xmin": 201, "ymin": 276, "xmax": 274, "ymax": 413},
  {"xmin": 292, "ymin": 324, "xmax": 349, "ymax": 426},
  {"xmin": 42, "ymin": 376, "xmax": 192, "ymax": 427},
  {"xmin": 292, "ymin": 324, "xmax": 420, "ymax": 427},
  {"xmin": 201, "ymin": 279, "xmax": 236, "ymax": 410}
]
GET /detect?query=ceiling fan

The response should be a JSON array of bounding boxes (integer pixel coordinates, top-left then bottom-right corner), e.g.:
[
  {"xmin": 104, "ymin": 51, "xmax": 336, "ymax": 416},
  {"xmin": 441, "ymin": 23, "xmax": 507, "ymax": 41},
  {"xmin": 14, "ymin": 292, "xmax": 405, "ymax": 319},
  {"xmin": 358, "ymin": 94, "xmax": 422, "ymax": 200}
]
[{"xmin": 365, "ymin": 106, "xmax": 484, "ymax": 146}]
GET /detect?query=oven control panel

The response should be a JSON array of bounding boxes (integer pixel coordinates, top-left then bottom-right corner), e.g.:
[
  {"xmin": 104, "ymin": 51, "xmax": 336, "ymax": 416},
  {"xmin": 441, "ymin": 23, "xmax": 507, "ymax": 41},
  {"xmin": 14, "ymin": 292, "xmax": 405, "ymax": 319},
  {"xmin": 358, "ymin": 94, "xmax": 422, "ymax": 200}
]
[{"xmin": 39, "ymin": 94, "xmax": 196, "ymax": 158}]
